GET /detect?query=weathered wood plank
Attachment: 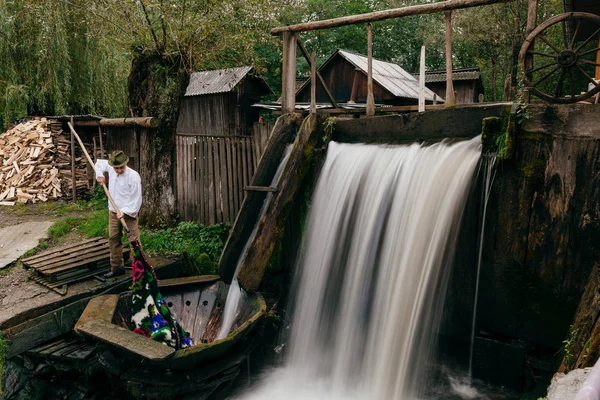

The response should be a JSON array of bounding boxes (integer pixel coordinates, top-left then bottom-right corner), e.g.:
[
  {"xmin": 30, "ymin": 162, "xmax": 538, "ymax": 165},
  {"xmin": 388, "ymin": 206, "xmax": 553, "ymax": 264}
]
[
  {"xmin": 75, "ymin": 294, "xmax": 120, "ymax": 330},
  {"xmin": 77, "ymin": 319, "xmax": 174, "ymax": 361},
  {"xmin": 3, "ymin": 298, "xmax": 90, "ymax": 358},
  {"xmin": 237, "ymin": 114, "xmax": 321, "ymax": 291},
  {"xmin": 208, "ymin": 137, "xmax": 215, "ymax": 225},
  {"xmin": 226, "ymin": 138, "xmax": 235, "ymax": 222}
]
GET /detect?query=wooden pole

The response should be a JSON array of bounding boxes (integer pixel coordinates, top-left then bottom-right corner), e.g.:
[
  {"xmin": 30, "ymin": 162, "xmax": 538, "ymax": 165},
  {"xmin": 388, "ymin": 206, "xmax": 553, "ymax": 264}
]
[
  {"xmin": 596, "ymin": 36, "xmax": 600, "ymax": 81},
  {"xmin": 367, "ymin": 23, "xmax": 375, "ymax": 117},
  {"xmin": 444, "ymin": 11, "xmax": 456, "ymax": 107},
  {"xmin": 419, "ymin": 45, "xmax": 426, "ymax": 113},
  {"xmin": 310, "ymin": 52, "xmax": 317, "ymax": 114},
  {"xmin": 296, "ymin": 38, "xmax": 339, "ymax": 108},
  {"xmin": 70, "ymin": 117, "xmax": 77, "ymax": 201},
  {"xmin": 73, "ymin": 117, "xmax": 158, "ymax": 128},
  {"xmin": 271, "ymin": 0, "xmax": 513, "ymax": 35},
  {"xmin": 98, "ymin": 126, "xmax": 104, "ymax": 159},
  {"xmin": 281, "ymin": 32, "xmax": 297, "ymax": 114},
  {"xmin": 349, "ymin": 69, "xmax": 360, "ymax": 103},
  {"xmin": 523, "ymin": 0, "xmax": 538, "ymax": 103}
]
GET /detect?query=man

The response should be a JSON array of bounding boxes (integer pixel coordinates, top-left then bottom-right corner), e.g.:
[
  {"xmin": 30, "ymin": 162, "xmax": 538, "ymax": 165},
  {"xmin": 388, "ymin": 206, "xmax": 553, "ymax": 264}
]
[{"xmin": 95, "ymin": 150, "xmax": 142, "ymax": 278}]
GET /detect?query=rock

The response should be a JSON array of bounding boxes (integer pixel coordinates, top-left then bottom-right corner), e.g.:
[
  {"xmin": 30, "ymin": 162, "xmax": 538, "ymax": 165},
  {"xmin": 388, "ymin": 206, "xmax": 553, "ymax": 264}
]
[
  {"xmin": 1, "ymin": 360, "xmax": 30, "ymax": 399},
  {"xmin": 547, "ymin": 368, "xmax": 592, "ymax": 400}
]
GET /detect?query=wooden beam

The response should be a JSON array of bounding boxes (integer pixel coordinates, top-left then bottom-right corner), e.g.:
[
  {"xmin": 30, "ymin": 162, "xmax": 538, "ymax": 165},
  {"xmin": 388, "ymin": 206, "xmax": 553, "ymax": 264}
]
[
  {"xmin": 281, "ymin": 32, "xmax": 297, "ymax": 114},
  {"xmin": 98, "ymin": 126, "xmax": 104, "ymax": 158},
  {"xmin": 349, "ymin": 69, "xmax": 360, "ymax": 103},
  {"xmin": 296, "ymin": 38, "xmax": 338, "ymax": 108},
  {"xmin": 367, "ymin": 24, "xmax": 375, "ymax": 117},
  {"xmin": 70, "ymin": 117, "xmax": 76, "ymax": 201},
  {"xmin": 523, "ymin": 0, "xmax": 538, "ymax": 103},
  {"xmin": 310, "ymin": 52, "xmax": 317, "ymax": 114},
  {"xmin": 419, "ymin": 45, "xmax": 426, "ymax": 113},
  {"xmin": 444, "ymin": 11, "xmax": 456, "ymax": 107},
  {"xmin": 271, "ymin": 0, "xmax": 513, "ymax": 35},
  {"xmin": 73, "ymin": 117, "xmax": 158, "ymax": 128}
]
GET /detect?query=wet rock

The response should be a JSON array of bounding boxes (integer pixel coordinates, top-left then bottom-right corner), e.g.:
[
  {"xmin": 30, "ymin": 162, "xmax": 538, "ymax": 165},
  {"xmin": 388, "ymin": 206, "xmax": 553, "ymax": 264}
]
[
  {"xmin": 34, "ymin": 363, "xmax": 56, "ymax": 379},
  {"xmin": 547, "ymin": 368, "xmax": 591, "ymax": 400},
  {"xmin": 11, "ymin": 378, "xmax": 47, "ymax": 400},
  {"xmin": 1, "ymin": 360, "xmax": 30, "ymax": 399}
]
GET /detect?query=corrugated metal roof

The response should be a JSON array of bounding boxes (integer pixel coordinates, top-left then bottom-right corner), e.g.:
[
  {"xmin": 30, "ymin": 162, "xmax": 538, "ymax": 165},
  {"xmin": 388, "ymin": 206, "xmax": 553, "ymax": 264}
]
[
  {"xmin": 337, "ymin": 50, "xmax": 438, "ymax": 101},
  {"xmin": 185, "ymin": 66, "xmax": 254, "ymax": 97},
  {"xmin": 411, "ymin": 68, "xmax": 481, "ymax": 84}
]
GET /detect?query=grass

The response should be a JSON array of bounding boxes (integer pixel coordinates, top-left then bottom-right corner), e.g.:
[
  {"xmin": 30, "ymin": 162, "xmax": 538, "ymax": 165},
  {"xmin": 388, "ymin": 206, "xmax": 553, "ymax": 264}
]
[{"xmin": 14, "ymin": 187, "xmax": 230, "ymax": 275}]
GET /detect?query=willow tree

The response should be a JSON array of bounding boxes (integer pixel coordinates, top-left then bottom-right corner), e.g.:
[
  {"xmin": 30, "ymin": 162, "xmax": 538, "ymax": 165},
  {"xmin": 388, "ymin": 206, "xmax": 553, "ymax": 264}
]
[{"xmin": 0, "ymin": 0, "xmax": 128, "ymax": 125}]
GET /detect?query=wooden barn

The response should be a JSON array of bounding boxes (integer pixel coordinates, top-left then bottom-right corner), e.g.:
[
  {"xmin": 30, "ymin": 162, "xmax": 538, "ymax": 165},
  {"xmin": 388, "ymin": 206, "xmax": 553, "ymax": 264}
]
[
  {"xmin": 295, "ymin": 49, "xmax": 439, "ymax": 106},
  {"xmin": 175, "ymin": 66, "xmax": 274, "ymax": 225},
  {"xmin": 413, "ymin": 68, "xmax": 484, "ymax": 104}
]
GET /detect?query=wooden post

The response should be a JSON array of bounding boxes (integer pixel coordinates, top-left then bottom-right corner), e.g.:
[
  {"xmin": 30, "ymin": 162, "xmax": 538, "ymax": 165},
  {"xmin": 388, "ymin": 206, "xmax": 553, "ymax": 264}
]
[
  {"xmin": 281, "ymin": 32, "xmax": 297, "ymax": 114},
  {"xmin": 349, "ymin": 69, "xmax": 360, "ymax": 103},
  {"xmin": 98, "ymin": 126, "xmax": 104, "ymax": 159},
  {"xmin": 444, "ymin": 11, "xmax": 456, "ymax": 107},
  {"xmin": 367, "ymin": 23, "xmax": 375, "ymax": 117},
  {"xmin": 296, "ymin": 38, "xmax": 339, "ymax": 108},
  {"xmin": 595, "ymin": 36, "xmax": 600, "ymax": 81},
  {"xmin": 523, "ymin": 0, "xmax": 537, "ymax": 103},
  {"xmin": 92, "ymin": 137, "xmax": 97, "ymax": 188},
  {"xmin": 70, "ymin": 117, "xmax": 76, "ymax": 201},
  {"xmin": 433, "ymin": 93, "xmax": 438, "ymax": 105},
  {"xmin": 271, "ymin": 0, "xmax": 514, "ymax": 35},
  {"xmin": 478, "ymin": 93, "xmax": 484, "ymax": 103},
  {"xmin": 419, "ymin": 45, "xmax": 426, "ymax": 113},
  {"xmin": 310, "ymin": 52, "xmax": 317, "ymax": 114}
]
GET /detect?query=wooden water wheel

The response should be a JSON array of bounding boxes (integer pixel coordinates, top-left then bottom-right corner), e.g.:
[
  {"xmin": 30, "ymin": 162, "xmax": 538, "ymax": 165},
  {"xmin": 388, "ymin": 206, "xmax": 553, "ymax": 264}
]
[{"xmin": 520, "ymin": 12, "xmax": 600, "ymax": 103}]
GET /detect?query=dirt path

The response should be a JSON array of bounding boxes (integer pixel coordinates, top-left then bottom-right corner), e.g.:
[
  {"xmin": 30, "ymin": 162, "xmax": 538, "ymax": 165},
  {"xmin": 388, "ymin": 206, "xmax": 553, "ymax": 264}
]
[{"xmin": 0, "ymin": 201, "xmax": 108, "ymax": 326}]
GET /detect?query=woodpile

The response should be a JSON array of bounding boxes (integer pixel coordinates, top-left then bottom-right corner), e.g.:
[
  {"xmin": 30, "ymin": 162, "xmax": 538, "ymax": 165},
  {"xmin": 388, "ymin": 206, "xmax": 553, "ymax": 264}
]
[{"xmin": 0, "ymin": 118, "xmax": 92, "ymax": 206}]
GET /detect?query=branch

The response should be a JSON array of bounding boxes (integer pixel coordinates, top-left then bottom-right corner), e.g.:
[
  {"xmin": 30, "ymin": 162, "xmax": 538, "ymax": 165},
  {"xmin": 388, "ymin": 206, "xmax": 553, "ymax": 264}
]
[{"xmin": 138, "ymin": 0, "xmax": 161, "ymax": 50}]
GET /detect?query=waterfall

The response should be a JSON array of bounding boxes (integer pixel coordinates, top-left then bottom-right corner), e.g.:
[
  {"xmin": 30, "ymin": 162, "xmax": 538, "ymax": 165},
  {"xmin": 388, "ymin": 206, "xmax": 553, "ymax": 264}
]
[
  {"xmin": 237, "ymin": 137, "xmax": 481, "ymax": 399},
  {"xmin": 217, "ymin": 145, "xmax": 293, "ymax": 340}
]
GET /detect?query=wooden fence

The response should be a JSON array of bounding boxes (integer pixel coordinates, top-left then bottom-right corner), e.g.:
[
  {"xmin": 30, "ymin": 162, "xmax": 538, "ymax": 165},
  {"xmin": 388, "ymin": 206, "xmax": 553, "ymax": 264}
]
[{"xmin": 176, "ymin": 122, "xmax": 274, "ymax": 225}]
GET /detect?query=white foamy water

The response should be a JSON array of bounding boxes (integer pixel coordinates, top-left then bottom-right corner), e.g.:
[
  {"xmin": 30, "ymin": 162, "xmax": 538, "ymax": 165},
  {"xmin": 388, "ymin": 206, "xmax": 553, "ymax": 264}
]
[{"xmin": 235, "ymin": 138, "xmax": 481, "ymax": 399}]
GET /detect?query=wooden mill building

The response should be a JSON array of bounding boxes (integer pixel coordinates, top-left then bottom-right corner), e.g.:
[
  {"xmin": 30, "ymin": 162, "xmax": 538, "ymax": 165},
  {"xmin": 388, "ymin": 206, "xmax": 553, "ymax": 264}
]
[
  {"xmin": 175, "ymin": 66, "xmax": 274, "ymax": 225},
  {"xmin": 412, "ymin": 68, "xmax": 485, "ymax": 104},
  {"xmin": 295, "ymin": 50, "xmax": 439, "ymax": 106}
]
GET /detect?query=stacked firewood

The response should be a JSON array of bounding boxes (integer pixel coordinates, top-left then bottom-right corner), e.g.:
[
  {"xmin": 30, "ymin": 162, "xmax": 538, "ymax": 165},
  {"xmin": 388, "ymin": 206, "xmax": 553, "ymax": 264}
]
[{"xmin": 0, "ymin": 118, "xmax": 93, "ymax": 205}]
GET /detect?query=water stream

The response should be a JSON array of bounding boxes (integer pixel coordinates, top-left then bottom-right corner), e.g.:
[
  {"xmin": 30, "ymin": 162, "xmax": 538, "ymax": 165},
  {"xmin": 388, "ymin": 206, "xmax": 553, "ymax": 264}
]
[
  {"xmin": 217, "ymin": 145, "xmax": 293, "ymax": 340},
  {"xmin": 236, "ymin": 137, "xmax": 482, "ymax": 399}
]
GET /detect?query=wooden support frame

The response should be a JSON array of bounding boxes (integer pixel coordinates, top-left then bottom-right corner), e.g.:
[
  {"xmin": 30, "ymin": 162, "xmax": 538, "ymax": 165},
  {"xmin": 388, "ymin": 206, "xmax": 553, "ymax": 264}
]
[
  {"xmin": 70, "ymin": 117, "xmax": 76, "ymax": 201},
  {"xmin": 419, "ymin": 45, "xmax": 426, "ymax": 112},
  {"xmin": 444, "ymin": 11, "xmax": 456, "ymax": 107},
  {"xmin": 273, "ymin": 0, "xmax": 513, "ymax": 115},
  {"xmin": 296, "ymin": 37, "xmax": 339, "ymax": 109},
  {"xmin": 367, "ymin": 24, "xmax": 375, "ymax": 117}
]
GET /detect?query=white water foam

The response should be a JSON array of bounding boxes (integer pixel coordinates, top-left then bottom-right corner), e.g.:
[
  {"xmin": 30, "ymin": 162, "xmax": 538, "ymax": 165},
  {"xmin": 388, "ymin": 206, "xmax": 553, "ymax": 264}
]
[{"xmin": 235, "ymin": 138, "xmax": 481, "ymax": 399}]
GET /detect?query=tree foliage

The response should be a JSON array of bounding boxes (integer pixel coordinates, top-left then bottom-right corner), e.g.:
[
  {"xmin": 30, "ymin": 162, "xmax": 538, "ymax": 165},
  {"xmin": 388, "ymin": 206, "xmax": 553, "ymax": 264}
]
[{"xmin": 0, "ymin": 0, "xmax": 569, "ymax": 126}]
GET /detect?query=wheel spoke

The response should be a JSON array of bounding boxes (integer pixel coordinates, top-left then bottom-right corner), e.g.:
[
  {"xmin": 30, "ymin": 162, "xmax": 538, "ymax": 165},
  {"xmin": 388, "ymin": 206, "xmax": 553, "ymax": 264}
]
[
  {"xmin": 561, "ymin": 20, "xmax": 568, "ymax": 49},
  {"xmin": 575, "ymin": 64, "xmax": 599, "ymax": 88},
  {"xmin": 528, "ymin": 50, "xmax": 557, "ymax": 59},
  {"xmin": 578, "ymin": 46, "xmax": 600, "ymax": 58},
  {"xmin": 527, "ymin": 62, "xmax": 557, "ymax": 75},
  {"xmin": 569, "ymin": 19, "xmax": 581, "ymax": 49},
  {"xmin": 532, "ymin": 65, "xmax": 560, "ymax": 87},
  {"xmin": 579, "ymin": 59, "xmax": 600, "ymax": 68},
  {"xmin": 554, "ymin": 68, "xmax": 566, "ymax": 97},
  {"xmin": 538, "ymin": 34, "xmax": 563, "ymax": 54},
  {"xmin": 575, "ymin": 28, "xmax": 600, "ymax": 53}
]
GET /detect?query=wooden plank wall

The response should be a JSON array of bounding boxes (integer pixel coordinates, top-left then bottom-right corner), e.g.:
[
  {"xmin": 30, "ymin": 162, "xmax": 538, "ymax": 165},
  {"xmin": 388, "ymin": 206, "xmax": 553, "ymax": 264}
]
[
  {"xmin": 176, "ymin": 134, "xmax": 255, "ymax": 225},
  {"xmin": 251, "ymin": 122, "xmax": 275, "ymax": 169}
]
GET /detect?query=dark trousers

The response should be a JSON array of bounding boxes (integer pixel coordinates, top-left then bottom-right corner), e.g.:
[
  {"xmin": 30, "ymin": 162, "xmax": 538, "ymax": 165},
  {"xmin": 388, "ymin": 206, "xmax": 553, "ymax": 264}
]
[{"xmin": 108, "ymin": 211, "xmax": 139, "ymax": 272}]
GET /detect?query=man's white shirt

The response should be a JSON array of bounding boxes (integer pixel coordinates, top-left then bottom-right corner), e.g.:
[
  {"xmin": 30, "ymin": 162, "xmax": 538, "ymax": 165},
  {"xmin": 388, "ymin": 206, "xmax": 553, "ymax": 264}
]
[{"xmin": 94, "ymin": 159, "xmax": 142, "ymax": 218}]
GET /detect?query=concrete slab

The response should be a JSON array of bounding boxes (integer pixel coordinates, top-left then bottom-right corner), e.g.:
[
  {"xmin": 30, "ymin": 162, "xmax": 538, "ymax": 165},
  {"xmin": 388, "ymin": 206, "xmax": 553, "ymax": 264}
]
[{"xmin": 0, "ymin": 221, "xmax": 54, "ymax": 269}]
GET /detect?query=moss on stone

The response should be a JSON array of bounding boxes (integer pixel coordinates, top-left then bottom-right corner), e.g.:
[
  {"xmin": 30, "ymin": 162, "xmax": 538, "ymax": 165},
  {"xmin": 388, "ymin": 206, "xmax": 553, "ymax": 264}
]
[{"xmin": 519, "ymin": 130, "xmax": 545, "ymax": 141}]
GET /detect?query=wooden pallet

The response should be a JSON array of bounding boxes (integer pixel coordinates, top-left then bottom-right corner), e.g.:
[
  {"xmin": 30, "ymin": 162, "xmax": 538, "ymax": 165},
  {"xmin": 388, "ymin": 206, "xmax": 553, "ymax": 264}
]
[
  {"xmin": 23, "ymin": 237, "xmax": 131, "ymax": 295},
  {"xmin": 26, "ymin": 334, "xmax": 95, "ymax": 362}
]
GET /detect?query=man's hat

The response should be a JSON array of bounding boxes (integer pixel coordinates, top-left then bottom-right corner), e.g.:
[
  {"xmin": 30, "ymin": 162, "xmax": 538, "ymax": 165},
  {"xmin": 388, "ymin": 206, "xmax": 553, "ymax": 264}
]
[{"xmin": 108, "ymin": 150, "xmax": 129, "ymax": 168}]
